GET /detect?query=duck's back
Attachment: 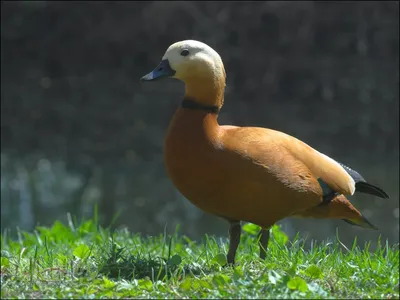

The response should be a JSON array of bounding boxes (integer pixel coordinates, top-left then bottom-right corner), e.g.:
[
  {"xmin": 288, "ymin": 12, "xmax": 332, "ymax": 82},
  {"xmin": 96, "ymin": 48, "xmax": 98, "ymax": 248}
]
[
  {"xmin": 165, "ymin": 110, "xmax": 354, "ymax": 228},
  {"xmin": 221, "ymin": 126, "xmax": 355, "ymax": 196}
]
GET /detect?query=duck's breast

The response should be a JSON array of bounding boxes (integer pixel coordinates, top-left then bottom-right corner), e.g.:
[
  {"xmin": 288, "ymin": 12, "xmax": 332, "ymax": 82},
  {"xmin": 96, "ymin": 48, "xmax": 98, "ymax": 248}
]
[{"xmin": 164, "ymin": 110, "xmax": 225, "ymax": 212}]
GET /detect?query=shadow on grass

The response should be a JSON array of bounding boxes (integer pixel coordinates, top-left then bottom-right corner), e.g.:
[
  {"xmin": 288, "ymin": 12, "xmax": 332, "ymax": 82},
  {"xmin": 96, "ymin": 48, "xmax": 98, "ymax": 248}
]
[{"xmin": 97, "ymin": 242, "xmax": 213, "ymax": 281}]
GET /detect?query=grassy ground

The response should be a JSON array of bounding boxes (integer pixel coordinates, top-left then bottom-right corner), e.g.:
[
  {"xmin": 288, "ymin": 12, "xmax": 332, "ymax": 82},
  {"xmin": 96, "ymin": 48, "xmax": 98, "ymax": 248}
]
[{"xmin": 1, "ymin": 216, "xmax": 399, "ymax": 299}]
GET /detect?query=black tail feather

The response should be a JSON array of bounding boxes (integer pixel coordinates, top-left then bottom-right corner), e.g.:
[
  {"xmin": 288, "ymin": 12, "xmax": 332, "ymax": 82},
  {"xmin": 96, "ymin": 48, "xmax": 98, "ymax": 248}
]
[
  {"xmin": 355, "ymin": 182, "xmax": 389, "ymax": 199},
  {"xmin": 338, "ymin": 162, "xmax": 390, "ymax": 199}
]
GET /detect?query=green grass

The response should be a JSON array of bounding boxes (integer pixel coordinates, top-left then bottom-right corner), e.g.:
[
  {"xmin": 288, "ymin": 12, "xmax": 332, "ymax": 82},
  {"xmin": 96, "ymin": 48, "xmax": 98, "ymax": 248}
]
[{"xmin": 1, "ymin": 216, "xmax": 399, "ymax": 299}]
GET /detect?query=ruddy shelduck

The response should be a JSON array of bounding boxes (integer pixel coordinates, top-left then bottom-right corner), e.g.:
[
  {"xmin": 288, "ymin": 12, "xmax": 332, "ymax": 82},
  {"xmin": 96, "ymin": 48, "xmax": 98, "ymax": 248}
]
[{"xmin": 141, "ymin": 40, "xmax": 389, "ymax": 265}]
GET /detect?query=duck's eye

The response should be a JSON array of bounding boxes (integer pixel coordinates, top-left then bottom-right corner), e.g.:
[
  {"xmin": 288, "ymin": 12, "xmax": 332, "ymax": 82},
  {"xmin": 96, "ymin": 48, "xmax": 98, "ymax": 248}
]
[{"xmin": 180, "ymin": 49, "xmax": 190, "ymax": 57}]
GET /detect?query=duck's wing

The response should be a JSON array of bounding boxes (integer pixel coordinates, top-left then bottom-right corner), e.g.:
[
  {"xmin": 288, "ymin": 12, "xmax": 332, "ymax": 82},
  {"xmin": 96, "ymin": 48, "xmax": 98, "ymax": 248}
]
[
  {"xmin": 221, "ymin": 126, "xmax": 389, "ymax": 199},
  {"xmin": 285, "ymin": 135, "xmax": 356, "ymax": 196},
  {"xmin": 295, "ymin": 194, "xmax": 378, "ymax": 230},
  {"xmin": 221, "ymin": 126, "xmax": 356, "ymax": 196},
  {"xmin": 291, "ymin": 140, "xmax": 389, "ymax": 199}
]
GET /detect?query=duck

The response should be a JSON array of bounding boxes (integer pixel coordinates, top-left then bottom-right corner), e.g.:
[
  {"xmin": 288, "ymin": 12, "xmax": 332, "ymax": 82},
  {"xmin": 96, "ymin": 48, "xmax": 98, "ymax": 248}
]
[{"xmin": 140, "ymin": 40, "xmax": 389, "ymax": 265}]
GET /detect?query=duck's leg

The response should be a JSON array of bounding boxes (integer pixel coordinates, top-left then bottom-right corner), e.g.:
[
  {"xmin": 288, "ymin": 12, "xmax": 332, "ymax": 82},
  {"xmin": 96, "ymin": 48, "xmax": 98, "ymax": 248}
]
[
  {"xmin": 227, "ymin": 220, "xmax": 241, "ymax": 265},
  {"xmin": 258, "ymin": 227, "xmax": 270, "ymax": 260}
]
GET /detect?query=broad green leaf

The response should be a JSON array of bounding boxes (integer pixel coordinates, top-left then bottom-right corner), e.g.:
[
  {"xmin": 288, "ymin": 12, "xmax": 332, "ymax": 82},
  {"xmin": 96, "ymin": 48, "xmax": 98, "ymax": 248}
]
[
  {"xmin": 100, "ymin": 291, "xmax": 114, "ymax": 298},
  {"xmin": 287, "ymin": 276, "xmax": 308, "ymax": 292},
  {"xmin": 37, "ymin": 226, "xmax": 52, "ymax": 239},
  {"xmin": 179, "ymin": 278, "xmax": 192, "ymax": 291},
  {"xmin": 1, "ymin": 256, "xmax": 9, "ymax": 268},
  {"xmin": 199, "ymin": 279, "xmax": 213, "ymax": 290},
  {"xmin": 233, "ymin": 267, "xmax": 244, "ymax": 280},
  {"xmin": 167, "ymin": 254, "xmax": 182, "ymax": 267},
  {"xmin": 138, "ymin": 279, "xmax": 152, "ymax": 291},
  {"xmin": 51, "ymin": 220, "xmax": 68, "ymax": 234},
  {"xmin": 212, "ymin": 253, "xmax": 227, "ymax": 266},
  {"xmin": 156, "ymin": 284, "xmax": 167, "ymax": 293},
  {"xmin": 103, "ymin": 276, "xmax": 116, "ymax": 288},
  {"xmin": 212, "ymin": 274, "xmax": 230, "ymax": 287},
  {"xmin": 22, "ymin": 232, "xmax": 37, "ymax": 247},
  {"xmin": 305, "ymin": 265, "xmax": 323, "ymax": 279},
  {"xmin": 73, "ymin": 244, "xmax": 90, "ymax": 259},
  {"xmin": 191, "ymin": 279, "xmax": 201, "ymax": 290},
  {"xmin": 272, "ymin": 225, "xmax": 288, "ymax": 246},
  {"xmin": 51, "ymin": 221, "xmax": 75, "ymax": 241},
  {"xmin": 242, "ymin": 223, "xmax": 260, "ymax": 235},
  {"xmin": 79, "ymin": 220, "xmax": 95, "ymax": 234}
]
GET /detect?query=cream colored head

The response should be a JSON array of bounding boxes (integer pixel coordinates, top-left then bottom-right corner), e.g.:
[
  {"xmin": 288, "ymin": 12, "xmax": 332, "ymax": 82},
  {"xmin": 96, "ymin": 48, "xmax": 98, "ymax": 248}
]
[
  {"xmin": 162, "ymin": 40, "xmax": 225, "ymax": 82},
  {"xmin": 141, "ymin": 40, "xmax": 226, "ymax": 107}
]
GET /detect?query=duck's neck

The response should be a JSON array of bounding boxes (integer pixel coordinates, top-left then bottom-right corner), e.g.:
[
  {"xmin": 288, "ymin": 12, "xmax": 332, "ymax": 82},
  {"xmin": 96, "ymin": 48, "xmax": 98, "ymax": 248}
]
[
  {"xmin": 168, "ymin": 108, "xmax": 220, "ymax": 143},
  {"xmin": 181, "ymin": 97, "xmax": 220, "ymax": 114},
  {"xmin": 184, "ymin": 74, "xmax": 225, "ymax": 109}
]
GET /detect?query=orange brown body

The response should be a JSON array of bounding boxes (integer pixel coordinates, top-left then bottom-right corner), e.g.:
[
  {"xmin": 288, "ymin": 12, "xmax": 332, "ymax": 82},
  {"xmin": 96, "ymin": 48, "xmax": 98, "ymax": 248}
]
[{"xmin": 142, "ymin": 40, "xmax": 389, "ymax": 264}]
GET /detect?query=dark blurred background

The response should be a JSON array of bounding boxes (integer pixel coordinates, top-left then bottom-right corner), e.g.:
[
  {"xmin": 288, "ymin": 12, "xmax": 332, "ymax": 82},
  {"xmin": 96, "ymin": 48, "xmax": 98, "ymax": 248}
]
[{"xmin": 1, "ymin": 1, "xmax": 399, "ymax": 247}]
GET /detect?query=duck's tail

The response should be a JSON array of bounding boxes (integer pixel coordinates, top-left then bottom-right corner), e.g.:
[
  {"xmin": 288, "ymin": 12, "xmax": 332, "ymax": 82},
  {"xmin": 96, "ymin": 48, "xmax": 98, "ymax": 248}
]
[
  {"xmin": 294, "ymin": 194, "xmax": 379, "ymax": 230},
  {"xmin": 342, "ymin": 216, "xmax": 378, "ymax": 230},
  {"xmin": 338, "ymin": 162, "xmax": 389, "ymax": 199},
  {"xmin": 355, "ymin": 182, "xmax": 390, "ymax": 199}
]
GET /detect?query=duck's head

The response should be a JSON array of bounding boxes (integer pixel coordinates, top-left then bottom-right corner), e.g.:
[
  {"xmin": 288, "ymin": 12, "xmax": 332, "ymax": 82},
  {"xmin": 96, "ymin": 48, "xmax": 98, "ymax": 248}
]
[{"xmin": 141, "ymin": 40, "xmax": 226, "ymax": 107}]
